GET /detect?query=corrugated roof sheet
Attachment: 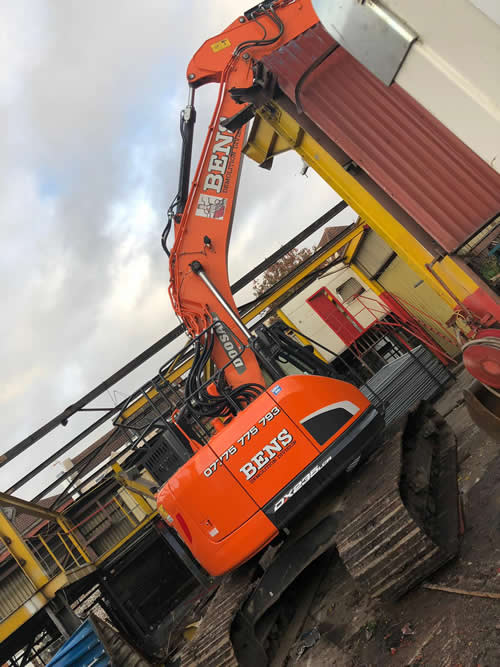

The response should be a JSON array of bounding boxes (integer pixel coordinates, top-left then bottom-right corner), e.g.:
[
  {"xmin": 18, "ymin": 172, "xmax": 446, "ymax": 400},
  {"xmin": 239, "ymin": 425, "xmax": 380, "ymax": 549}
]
[
  {"xmin": 262, "ymin": 24, "xmax": 500, "ymax": 252},
  {"xmin": 318, "ymin": 225, "xmax": 349, "ymax": 247}
]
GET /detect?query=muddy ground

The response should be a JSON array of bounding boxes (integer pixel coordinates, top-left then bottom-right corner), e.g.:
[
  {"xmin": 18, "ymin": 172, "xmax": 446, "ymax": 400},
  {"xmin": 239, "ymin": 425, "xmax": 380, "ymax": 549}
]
[{"xmin": 292, "ymin": 369, "xmax": 499, "ymax": 667}]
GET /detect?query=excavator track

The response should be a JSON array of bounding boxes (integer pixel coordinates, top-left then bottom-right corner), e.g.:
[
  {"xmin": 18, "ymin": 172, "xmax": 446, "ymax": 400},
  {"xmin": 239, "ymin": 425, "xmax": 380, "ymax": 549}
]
[
  {"xmin": 175, "ymin": 403, "xmax": 459, "ymax": 665},
  {"xmin": 336, "ymin": 402, "xmax": 459, "ymax": 600},
  {"xmin": 175, "ymin": 566, "xmax": 255, "ymax": 667}
]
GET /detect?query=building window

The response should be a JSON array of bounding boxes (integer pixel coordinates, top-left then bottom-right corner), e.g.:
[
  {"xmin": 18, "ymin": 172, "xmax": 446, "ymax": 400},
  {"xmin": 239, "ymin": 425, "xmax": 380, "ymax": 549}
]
[{"xmin": 336, "ymin": 277, "xmax": 364, "ymax": 303}]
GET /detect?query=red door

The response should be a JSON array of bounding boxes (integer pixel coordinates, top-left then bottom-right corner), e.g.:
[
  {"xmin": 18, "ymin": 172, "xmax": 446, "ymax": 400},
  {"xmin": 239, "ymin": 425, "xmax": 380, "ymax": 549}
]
[{"xmin": 307, "ymin": 287, "xmax": 363, "ymax": 345}]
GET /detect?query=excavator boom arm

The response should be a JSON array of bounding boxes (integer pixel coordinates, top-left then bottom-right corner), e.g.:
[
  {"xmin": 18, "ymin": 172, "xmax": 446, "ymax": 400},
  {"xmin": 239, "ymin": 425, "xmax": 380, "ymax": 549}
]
[{"xmin": 167, "ymin": 1, "xmax": 319, "ymax": 391}]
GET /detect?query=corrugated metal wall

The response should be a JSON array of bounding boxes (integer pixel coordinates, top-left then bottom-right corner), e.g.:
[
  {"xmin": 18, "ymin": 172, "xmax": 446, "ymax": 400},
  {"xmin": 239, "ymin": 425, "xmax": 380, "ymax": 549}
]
[
  {"xmin": 79, "ymin": 501, "xmax": 133, "ymax": 558},
  {"xmin": 0, "ymin": 567, "xmax": 36, "ymax": 618},
  {"xmin": 262, "ymin": 23, "xmax": 500, "ymax": 252},
  {"xmin": 74, "ymin": 489, "xmax": 137, "ymax": 558}
]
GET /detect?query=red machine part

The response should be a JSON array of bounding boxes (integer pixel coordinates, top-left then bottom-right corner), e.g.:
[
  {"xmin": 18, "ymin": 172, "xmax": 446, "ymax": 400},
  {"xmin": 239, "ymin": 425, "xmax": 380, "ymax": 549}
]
[{"xmin": 463, "ymin": 329, "xmax": 500, "ymax": 389}]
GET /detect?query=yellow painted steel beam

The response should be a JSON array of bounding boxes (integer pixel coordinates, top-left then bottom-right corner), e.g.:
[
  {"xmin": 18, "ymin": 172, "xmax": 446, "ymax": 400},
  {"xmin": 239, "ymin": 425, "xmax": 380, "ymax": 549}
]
[
  {"xmin": 0, "ymin": 509, "xmax": 49, "ymax": 590},
  {"xmin": 112, "ymin": 463, "xmax": 156, "ymax": 516},
  {"xmin": 241, "ymin": 225, "xmax": 365, "ymax": 322},
  {"xmin": 0, "ymin": 560, "xmax": 96, "ymax": 642},
  {"xmin": 254, "ymin": 102, "xmax": 481, "ymax": 309},
  {"xmin": 276, "ymin": 309, "xmax": 328, "ymax": 361},
  {"xmin": 343, "ymin": 224, "xmax": 367, "ymax": 264},
  {"xmin": 244, "ymin": 114, "xmax": 291, "ymax": 165},
  {"xmin": 0, "ymin": 491, "xmax": 60, "ymax": 521},
  {"xmin": 0, "ymin": 591, "xmax": 48, "ymax": 643}
]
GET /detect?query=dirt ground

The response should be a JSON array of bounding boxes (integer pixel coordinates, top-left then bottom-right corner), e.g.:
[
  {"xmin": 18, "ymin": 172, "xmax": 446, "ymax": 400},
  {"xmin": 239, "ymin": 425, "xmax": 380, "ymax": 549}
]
[{"xmin": 293, "ymin": 370, "xmax": 499, "ymax": 667}]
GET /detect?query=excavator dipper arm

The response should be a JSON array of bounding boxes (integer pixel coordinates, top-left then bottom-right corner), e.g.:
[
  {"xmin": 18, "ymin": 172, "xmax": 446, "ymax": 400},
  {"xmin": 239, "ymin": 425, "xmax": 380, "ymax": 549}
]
[{"xmin": 166, "ymin": 1, "xmax": 319, "ymax": 395}]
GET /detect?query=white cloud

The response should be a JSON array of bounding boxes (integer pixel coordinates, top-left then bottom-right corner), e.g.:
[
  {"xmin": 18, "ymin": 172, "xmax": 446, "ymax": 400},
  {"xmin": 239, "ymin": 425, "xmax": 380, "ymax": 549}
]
[{"xmin": 0, "ymin": 1, "xmax": 46, "ymax": 105}]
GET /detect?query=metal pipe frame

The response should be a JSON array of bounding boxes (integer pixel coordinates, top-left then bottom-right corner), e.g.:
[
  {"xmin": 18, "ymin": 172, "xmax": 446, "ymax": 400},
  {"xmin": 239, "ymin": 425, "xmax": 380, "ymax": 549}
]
[{"xmin": 0, "ymin": 493, "xmax": 60, "ymax": 522}]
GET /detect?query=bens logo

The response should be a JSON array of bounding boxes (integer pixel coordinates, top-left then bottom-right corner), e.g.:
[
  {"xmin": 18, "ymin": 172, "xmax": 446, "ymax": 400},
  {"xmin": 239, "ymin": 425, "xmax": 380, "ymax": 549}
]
[
  {"xmin": 273, "ymin": 456, "xmax": 332, "ymax": 512},
  {"xmin": 212, "ymin": 314, "xmax": 246, "ymax": 374},
  {"xmin": 239, "ymin": 429, "xmax": 293, "ymax": 481},
  {"xmin": 204, "ymin": 120, "xmax": 234, "ymax": 194}
]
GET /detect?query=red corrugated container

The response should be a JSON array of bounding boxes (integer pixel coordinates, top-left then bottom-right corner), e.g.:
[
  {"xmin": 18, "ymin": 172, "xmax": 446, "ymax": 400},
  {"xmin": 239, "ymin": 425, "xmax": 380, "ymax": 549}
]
[{"xmin": 262, "ymin": 23, "xmax": 500, "ymax": 253}]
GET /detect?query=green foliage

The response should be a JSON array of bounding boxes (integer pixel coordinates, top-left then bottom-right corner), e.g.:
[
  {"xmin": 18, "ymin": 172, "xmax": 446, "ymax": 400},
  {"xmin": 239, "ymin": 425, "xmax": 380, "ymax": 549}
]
[{"xmin": 480, "ymin": 255, "xmax": 500, "ymax": 281}]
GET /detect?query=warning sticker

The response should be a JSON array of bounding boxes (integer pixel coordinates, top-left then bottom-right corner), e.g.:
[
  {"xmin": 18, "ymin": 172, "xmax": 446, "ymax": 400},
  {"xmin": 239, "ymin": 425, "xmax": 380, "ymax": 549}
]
[
  {"xmin": 196, "ymin": 194, "xmax": 227, "ymax": 219},
  {"xmin": 210, "ymin": 38, "xmax": 231, "ymax": 53}
]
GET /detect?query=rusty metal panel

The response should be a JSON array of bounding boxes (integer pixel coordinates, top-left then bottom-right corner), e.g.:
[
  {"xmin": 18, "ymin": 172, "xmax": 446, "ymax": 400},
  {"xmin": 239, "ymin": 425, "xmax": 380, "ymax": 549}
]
[{"xmin": 262, "ymin": 24, "xmax": 500, "ymax": 252}]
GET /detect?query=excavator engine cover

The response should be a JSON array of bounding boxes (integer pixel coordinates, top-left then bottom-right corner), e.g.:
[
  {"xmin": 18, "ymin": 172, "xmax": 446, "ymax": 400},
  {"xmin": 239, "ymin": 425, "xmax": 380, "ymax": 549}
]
[{"xmin": 157, "ymin": 376, "xmax": 384, "ymax": 576}]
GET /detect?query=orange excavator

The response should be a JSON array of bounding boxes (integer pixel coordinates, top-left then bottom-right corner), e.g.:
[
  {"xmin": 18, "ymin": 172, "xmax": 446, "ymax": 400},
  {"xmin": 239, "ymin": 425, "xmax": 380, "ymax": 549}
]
[
  {"xmin": 153, "ymin": 2, "xmax": 460, "ymax": 664},
  {"xmin": 157, "ymin": 0, "xmax": 384, "ymax": 578}
]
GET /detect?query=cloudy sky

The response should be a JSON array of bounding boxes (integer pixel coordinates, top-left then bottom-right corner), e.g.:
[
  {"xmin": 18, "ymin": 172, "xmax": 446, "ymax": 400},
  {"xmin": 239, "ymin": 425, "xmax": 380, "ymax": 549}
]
[{"xmin": 0, "ymin": 1, "xmax": 355, "ymax": 498}]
